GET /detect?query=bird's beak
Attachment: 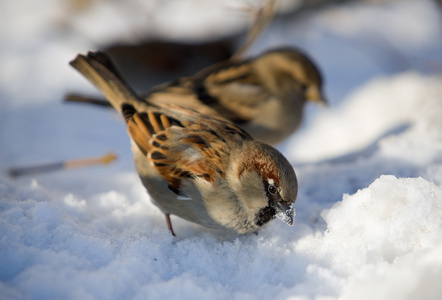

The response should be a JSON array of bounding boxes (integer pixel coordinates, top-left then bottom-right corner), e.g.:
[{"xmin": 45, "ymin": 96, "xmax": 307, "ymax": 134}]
[
  {"xmin": 306, "ymin": 85, "xmax": 327, "ymax": 106},
  {"xmin": 274, "ymin": 202, "xmax": 295, "ymax": 226}
]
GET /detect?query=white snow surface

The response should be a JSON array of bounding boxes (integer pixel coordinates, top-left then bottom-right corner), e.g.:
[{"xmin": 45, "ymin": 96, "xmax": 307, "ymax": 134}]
[{"xmin": 1, "ymin": 0, "xmax": 442, "ymax": 299}]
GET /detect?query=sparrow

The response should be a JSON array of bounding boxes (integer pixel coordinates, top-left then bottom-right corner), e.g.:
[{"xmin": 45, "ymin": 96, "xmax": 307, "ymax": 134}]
[
  {"xmin": 70, "ymin": 51, "xmax": 298, "ymax": 236},
  {"xmin": 66, "ymin": 47, "xmax": 325, "ymax": 145}
]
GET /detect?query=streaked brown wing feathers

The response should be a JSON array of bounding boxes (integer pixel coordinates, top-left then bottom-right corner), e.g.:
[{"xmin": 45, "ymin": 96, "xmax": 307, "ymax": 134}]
[{"xmin": 122, "ymin": 104, "xmax": 229, "ymax": 196}]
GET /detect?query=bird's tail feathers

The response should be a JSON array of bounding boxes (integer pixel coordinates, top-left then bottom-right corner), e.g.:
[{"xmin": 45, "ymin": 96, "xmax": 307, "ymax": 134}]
[{"xmin": 69, "ymin": 51, "xmax": 141, "ymax": 113}]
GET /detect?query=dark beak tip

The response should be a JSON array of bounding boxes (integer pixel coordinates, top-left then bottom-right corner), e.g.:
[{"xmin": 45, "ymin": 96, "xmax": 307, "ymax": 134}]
[{"xmin": 275, "ymin": 203, "xmax": 295, "ymax": 227}]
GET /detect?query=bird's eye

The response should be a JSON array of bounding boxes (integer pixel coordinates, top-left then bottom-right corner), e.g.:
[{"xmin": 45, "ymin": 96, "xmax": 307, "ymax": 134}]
[
  {"xmin": 300, "ymin": 83, "xmax": 308, "ymax": 92},
  {"xmin": 268, "ymin": 185, "xmax": 278, "ymax": 195}
]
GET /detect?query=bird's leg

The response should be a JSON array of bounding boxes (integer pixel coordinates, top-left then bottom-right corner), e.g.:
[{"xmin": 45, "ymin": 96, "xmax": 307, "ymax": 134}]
[{"xmin": 165, "ymin": 214, "xmax": 176, "ymax": 237}]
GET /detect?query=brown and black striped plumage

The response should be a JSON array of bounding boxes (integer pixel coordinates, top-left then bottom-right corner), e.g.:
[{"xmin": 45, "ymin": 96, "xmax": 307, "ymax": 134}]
[{"xmin": 70, "ymin": 51, "xmax": 298, "ymax": 236}]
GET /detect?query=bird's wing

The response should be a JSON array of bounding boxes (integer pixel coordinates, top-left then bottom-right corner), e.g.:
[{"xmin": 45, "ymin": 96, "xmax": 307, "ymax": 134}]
[
  {"xmin": 147, "ymin": 60, "xmax": 270, "ymax": 124},
  {"xmin": 122, "ymin": 104, "xmax": 250, "ymax": 196}
]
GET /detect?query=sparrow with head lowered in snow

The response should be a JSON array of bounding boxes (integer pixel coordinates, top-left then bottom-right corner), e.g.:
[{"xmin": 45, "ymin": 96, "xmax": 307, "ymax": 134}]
[{"xmin": 69, "ymin": 51, "xmax": 298, "ymax": 236}]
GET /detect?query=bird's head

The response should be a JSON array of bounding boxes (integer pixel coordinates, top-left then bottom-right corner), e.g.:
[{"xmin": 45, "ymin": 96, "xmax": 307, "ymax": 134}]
[
  {"xmin": 256, "ymin": 48, "xmax": 327, "ymax": 106},
  {"xmin": 228, "ymin": 141, "xmax": 298, "ymax": 232}
]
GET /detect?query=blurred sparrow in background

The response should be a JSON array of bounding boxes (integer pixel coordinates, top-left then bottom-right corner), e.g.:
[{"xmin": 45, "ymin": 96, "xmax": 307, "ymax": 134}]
[
  {"xmin": 146, "ymin": 48, "xmax": 326, "ymax": 145},
  {"xmin": 67, "ymin": 48, "xmax": 326, "ymax": 145},
  {"xmin": 70, "ymin": 51, "xmax": 298, "ymax": 236}
]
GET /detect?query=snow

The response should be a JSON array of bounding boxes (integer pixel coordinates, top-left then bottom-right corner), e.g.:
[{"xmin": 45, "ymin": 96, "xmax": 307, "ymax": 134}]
[
  {"xmin": 288, "ymin": 72, "xmax": 442, "ymax": 162},
  {"xmin": 1, "ymin": 0, "xmax": 442, "ymax": 299}
]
